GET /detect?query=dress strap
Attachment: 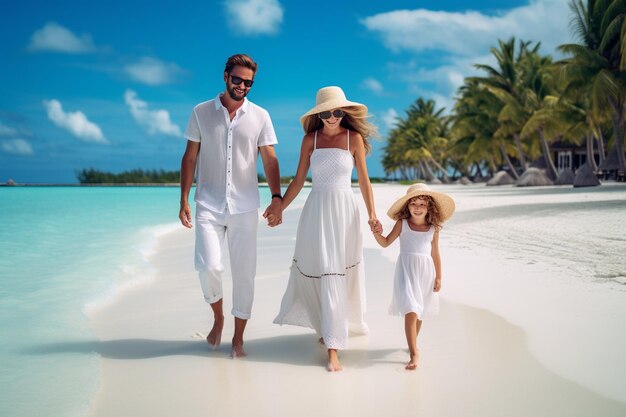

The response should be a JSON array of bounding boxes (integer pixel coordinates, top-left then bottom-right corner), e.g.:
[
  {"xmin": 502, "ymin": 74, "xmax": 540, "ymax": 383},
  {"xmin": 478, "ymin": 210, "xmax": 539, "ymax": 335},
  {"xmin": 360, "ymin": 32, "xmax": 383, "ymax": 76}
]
[
  {"xmin": 314, "ymin": 130, "xmax": 318, "ymax": 150},
  {"xmin": 347, "ymin": 129, "xmax": 350, "ymax": 151}
]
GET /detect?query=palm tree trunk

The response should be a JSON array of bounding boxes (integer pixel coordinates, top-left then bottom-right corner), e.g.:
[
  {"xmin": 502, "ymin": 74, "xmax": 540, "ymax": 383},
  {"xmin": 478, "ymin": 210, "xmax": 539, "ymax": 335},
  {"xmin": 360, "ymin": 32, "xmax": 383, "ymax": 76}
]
[
  {"xmin": 420, "ymin": 160, "xmax": 435, "ymax": 181},
  {"xmin": 537, "ymin": 128, "xmax": 558, "ymax": 179},
  {"xmin": 586, "ymin": 132, "xmax": 598, "ymax": 172},
  {"xmin": 499, "ymin": 144, "xmax": 520, "ymax": 179},
  {"xmin": 429, "ymin": 157, "xmax": 450, "ymax": 181},
  {"xmin": 513, "ymin": 133, "xmax": 528, "ymax": 171},
  {"xmin": 473, "ymin": 163, "xmax": 483, "ymax": 179},
  {"xmin": 487, "ymin": 157, "xmax": 497, "ymax": 177},
  {"xmin": 609, "ymin": 98, "xmax": 626, "ymax": 180},
  {"xmin": 596, "ymin": 128, "xmax": 606, "ymax": 163}
]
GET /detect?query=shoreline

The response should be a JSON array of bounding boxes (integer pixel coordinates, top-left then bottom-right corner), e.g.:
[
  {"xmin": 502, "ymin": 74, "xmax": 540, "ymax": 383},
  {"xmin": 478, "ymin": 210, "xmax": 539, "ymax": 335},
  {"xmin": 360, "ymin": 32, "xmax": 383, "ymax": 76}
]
[{"xmin": 86, "ymin": 183, "xmax": 626, "ymax": 416}]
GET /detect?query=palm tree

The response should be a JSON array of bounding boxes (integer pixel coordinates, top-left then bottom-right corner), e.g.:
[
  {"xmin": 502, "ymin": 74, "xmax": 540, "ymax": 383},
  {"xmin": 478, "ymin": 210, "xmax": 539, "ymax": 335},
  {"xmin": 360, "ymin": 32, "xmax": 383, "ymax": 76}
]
[
  {"xmin": 518, "ymin": 49, "xmax": 562, "ymax": 180},
  {"xmin": 470, "ymin": 38, "xmax": 537, "ymax": 174},
  {"xmin": 450, "ymin": 81, "xmax": 504, "ymax": 178},
  {"xmin": 558, "ymin": 0, "xmax": 626, "ymax": 180},
  {"xmin": 381, "ymin": 98, "xmax": 449, "ymax": 181}
]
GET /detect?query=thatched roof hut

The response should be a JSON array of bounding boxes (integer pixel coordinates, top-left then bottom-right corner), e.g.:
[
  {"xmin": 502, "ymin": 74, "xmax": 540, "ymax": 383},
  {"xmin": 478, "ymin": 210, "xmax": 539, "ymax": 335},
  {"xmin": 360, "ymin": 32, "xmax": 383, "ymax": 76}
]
[
  {"xmin": 573, "ymin": 163, "xmax": 601, "ymax": 188},
  {"xmin": 598, "ymin": 144, "xmax": 620, "ymax": 172},
  {"xmin": 530, "ymin": 156, "xmax": 556, "ymax": 180},
  {"xmin": 456, "ymin": 176, "xmax": 473, "ymax": 185},
  {"xmin": 516, "ymin": 168, "xmax": 553, "ymax": 187},
  {"xmin": 487, "ymin": 171, "xmax": 515, "ymax": 186},
  {"xmin": 554, "ymin": 169, "xmax": 575, "ymax": 185}
]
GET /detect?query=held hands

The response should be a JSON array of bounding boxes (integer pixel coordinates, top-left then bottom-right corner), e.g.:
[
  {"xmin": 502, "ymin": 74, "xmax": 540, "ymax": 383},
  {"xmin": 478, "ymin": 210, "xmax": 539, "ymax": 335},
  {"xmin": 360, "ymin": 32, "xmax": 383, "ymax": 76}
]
[
  {"xmin": 263, "ymin": 197, "xmax": 283, "ymax": 227},
  {"xmin": 179, "ymin": 203, "xmax": 193, "ymax": 229},
  {"xmin": 368, "ymin": 218, "xmax": 382, "ymax": 235}
]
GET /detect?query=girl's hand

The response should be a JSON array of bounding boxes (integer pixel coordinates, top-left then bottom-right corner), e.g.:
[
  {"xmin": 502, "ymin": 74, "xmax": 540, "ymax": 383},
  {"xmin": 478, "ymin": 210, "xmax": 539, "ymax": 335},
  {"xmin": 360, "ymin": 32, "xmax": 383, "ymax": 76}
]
[
  {"xmin": 368, "ymin": 218, "xmax": 382, "ymax": 234},
  {"xmin": 434, "ymin": 278, "xmax": 442, "ymax": 292}
]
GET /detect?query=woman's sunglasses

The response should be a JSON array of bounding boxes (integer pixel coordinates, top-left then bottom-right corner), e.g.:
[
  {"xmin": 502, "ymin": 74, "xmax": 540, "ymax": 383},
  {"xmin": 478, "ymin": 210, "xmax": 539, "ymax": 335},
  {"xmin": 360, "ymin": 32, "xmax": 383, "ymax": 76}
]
[
  {"xmin": 318, "ymin": 109, "xmax": 345, "ymax": 119},
  {"xmin": 229, "ymin": 75, "xmax": 254, "ymax": 87}
]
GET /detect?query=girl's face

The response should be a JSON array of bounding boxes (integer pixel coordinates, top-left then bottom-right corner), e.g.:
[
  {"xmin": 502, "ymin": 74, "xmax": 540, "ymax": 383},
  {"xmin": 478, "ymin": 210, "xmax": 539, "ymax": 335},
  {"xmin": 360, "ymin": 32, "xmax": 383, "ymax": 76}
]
[{"xmin": 407, "ymin": 197, "xmax": 428, "ymax": 218}]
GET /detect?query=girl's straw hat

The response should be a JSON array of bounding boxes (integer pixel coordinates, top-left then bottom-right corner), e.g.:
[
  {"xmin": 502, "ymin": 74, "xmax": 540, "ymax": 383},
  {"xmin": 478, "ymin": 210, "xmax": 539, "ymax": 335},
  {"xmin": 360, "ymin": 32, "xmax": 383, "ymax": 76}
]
[
  {"xmin": 300, "ymin": 86, "xmax": 367, "ymax": 127},
  {"xmin": 387, "ymin": 183, "xmax": 456, "ymax": 221}
]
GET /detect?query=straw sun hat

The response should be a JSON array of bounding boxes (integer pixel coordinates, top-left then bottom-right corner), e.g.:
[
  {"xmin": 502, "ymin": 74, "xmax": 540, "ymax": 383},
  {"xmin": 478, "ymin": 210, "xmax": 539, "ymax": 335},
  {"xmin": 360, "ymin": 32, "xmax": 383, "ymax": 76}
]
[
  {"xmin": 387, "ymin": 183, "xmax": 456, "ymax": 221},
  {"xmin": 299, "ymin": 86, "xmax": 367, "ymax": 127}
]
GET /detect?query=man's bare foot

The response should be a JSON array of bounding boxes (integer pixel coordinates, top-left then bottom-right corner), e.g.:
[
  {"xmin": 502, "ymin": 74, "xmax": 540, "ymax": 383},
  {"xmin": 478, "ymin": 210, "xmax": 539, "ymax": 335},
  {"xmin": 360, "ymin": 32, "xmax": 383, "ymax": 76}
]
[
  {"xmin": 231, "ymin": 343, "xmax": 247, "ymax": 358},
  {"xmin": 327, "ymin": 350, "xmax": 343, "ymax": 372},
  {"xmin": 206, "ymin": 317, "xmax": 224, "ymax": 350},
  {"xmin": 405, "ymin": 351, "xmax": 419, "ymax": 370}
]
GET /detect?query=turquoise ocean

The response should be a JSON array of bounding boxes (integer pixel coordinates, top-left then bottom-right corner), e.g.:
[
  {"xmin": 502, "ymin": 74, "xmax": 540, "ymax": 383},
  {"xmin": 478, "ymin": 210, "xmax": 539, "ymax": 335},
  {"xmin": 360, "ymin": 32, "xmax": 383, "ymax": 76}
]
[{"xmin": 0, "ymin": 186, "xmax": 274, "ymax": 417}]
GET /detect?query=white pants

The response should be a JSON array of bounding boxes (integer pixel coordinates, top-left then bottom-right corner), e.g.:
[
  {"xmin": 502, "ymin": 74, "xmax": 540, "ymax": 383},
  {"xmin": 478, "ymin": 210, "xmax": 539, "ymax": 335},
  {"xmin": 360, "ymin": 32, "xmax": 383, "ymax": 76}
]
[{"xmin": 195, "ymin": 204, "xmax": 258, "ymax": 319}]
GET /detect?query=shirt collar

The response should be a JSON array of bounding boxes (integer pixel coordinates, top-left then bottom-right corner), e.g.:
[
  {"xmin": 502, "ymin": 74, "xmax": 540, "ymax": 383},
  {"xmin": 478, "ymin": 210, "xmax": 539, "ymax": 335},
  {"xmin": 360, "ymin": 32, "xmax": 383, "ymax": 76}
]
[{"xmin": 214, "ymin": 93, "xmax": 249, "ymax": 113}]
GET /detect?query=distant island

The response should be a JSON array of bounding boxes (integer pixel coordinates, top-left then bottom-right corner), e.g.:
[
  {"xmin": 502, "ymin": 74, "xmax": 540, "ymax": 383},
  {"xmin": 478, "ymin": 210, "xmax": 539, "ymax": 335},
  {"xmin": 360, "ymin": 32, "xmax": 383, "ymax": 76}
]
[
  {"xmin": 76, "ymin": 168, "xmax": 180, "ymax": 184},
  {"xmin": 0, "ymin": 169, "xmax": 388, "ymax": 186}
]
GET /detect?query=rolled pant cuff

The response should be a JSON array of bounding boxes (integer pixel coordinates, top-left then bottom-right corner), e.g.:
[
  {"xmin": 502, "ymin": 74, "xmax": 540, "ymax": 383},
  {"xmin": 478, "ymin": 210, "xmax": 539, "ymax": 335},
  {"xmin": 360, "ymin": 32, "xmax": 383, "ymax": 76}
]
[
  {"xmin": 203, "ymin": 294, "xmax": 223, "ymax": 304},
  {"xmin": 231, "ymin": 308, "xmax": 251, "ymax": 320}
]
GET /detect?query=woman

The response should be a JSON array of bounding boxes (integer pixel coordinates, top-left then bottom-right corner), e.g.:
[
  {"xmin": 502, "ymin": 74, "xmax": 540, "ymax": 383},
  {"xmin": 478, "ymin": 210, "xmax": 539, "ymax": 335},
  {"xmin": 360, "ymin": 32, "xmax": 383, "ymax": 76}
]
[{"xmin": 273, "ymin": 86, "xmax": 380, "ymax": 371}]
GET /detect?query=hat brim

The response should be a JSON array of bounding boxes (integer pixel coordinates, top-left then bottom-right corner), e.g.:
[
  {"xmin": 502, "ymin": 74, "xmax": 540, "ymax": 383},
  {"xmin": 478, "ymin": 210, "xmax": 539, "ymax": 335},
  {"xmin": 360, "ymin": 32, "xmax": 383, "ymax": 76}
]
[
  {"xmin": 387, "ymin": 190, "xmax": 456, "ymax": 222},
  {"xmin": 299, "ymin": 99, "xmax": 367, "ymax": 126}
]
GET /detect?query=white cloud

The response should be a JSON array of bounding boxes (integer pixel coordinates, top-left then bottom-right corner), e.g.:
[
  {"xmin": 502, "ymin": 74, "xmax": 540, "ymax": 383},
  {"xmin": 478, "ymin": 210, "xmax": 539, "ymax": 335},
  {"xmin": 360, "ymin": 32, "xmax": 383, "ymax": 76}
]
[
  {"xmin": 225, "ymin": 0, "xmax": 284, "ymax": 35},
  {"xmin": 382, "ymin": 108, "xmax": 399, "ymax": 130},
  {"xmin": 28, "ymin": 22, "xmax": 95, "ymax": 53},
  {"xmin": 43, "ymin": 99, "xmax": 107, "ymax": 143},
  {"xmin": 1, "ymin": 139, "xmax": 34, "ymax": 156},
  {"xmin": 362, "ymin": 77, "xmax": 384, "ymax": 95},
  {"xmin": 124, "ymin": 57, "xmax": 184, "ymax": 86},
  {"xmin": 0, "ymin": 122, "xmax": 18, "ymax": 136},
  {"xmin": 361, "ymin": 0, "xmax": 571, "ymax": 57},
  {"xmin": 124, "ymin": 89, "xmax": 182, "ymax": 137},
  {"xmin": 362, "ymin": 1, "xmax": 571, "ymax": 107}
]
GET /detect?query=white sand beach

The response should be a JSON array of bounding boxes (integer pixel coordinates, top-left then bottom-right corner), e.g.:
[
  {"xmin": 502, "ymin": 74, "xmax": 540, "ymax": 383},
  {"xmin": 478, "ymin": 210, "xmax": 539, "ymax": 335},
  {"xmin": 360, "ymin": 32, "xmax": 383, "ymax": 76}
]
[{"xmin": 86, "ymin": 183, "xmax": 626, "ymax": 417}]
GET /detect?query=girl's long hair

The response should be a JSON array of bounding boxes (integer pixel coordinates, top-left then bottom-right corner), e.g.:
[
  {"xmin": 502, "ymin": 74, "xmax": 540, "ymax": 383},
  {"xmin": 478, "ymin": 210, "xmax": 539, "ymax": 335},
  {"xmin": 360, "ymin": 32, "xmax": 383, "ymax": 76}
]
[{"xmin": 396, "ymin": 195, "xmax": 443, "ymax": 231}]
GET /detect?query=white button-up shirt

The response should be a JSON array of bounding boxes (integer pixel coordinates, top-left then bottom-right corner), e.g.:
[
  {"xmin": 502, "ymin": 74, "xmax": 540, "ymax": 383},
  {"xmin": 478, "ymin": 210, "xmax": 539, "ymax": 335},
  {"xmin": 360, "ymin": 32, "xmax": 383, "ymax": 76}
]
[{"xmin": 184, "ymin": 94, "xmax": 278, "ymax": 214}]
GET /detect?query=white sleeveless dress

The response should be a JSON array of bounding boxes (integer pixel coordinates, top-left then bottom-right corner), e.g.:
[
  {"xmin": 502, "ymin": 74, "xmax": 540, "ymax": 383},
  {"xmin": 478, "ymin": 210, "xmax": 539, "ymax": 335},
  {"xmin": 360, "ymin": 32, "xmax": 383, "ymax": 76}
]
[
  {"xmin": 389, "ymin": 220, "xmax": 439, "ymax": 318},
  {"xmin": 273, "ymin": 130, "xmax": 368, "ymax": 349}
]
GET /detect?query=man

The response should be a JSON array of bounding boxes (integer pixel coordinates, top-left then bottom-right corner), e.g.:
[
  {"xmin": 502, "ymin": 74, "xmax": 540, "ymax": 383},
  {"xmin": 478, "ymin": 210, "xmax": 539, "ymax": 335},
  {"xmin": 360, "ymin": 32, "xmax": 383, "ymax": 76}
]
[{"xmin": 179, "ymin": 53, "xmax": 282, "ymax": 358}]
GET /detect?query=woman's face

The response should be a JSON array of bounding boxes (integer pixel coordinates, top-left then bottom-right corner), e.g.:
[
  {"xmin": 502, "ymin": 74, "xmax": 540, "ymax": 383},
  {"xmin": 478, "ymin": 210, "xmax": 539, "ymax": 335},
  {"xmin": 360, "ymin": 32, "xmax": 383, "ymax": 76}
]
[{"xmin": 319, "ymin": 108, "xmax": 344, "ymax": 129}]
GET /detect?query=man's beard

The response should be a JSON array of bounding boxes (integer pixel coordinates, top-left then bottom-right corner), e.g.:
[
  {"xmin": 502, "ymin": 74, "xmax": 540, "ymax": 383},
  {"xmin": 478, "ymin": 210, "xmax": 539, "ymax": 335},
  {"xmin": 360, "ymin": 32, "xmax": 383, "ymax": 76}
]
[{"xmin": 227, "ymin": 84, "xmax": 247, "ymax": 101}]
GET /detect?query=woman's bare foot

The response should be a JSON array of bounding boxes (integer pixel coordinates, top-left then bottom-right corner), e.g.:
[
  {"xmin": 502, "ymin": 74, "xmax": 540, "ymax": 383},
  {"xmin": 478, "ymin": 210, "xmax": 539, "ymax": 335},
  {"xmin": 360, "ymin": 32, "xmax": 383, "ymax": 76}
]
[
  {"xmin": 206, "ymin": 317, "xmax": 224, "ymax": 350},
  {"xmin": 405, "ymin": 351, "xmax": 419, "ymax": 370},
  {"xmin": 327, "ymin": 349, "xmax": 343, "ymax": 372}
]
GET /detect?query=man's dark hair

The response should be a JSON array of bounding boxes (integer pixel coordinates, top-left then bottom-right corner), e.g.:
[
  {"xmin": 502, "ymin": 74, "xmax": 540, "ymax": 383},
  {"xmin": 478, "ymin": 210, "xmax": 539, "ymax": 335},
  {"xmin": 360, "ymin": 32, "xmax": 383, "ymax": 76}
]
[{"xmin": 224, "ymin": 54, "xmax": 258, "ymax": 75}]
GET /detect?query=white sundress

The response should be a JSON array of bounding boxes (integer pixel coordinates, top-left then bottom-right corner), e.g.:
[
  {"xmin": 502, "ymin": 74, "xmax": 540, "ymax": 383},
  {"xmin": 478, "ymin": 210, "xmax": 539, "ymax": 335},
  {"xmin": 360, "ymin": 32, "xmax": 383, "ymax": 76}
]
[
  {"xmin": 273, "ymin": 130, "xmax": 368, "ymax": 350},
  {"xmin": 389, "ymin": 220, "xmax": 439, "ymax": 318}
]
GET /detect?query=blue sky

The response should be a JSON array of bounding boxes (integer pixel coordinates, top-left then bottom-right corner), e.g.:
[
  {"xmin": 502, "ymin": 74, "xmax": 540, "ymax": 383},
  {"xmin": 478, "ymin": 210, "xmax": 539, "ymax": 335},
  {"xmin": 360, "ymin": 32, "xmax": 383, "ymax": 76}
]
[{"xmin": 0, "ymin": 0, "xmax": 574, "ymax": 183}]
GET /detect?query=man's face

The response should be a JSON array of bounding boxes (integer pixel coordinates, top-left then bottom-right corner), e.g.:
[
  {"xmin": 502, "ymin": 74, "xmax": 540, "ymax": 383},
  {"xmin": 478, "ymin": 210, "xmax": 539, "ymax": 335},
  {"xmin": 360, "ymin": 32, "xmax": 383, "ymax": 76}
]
[{"xmin": 224, "ymin": 66, "xmax": 254, "ymax": 101}]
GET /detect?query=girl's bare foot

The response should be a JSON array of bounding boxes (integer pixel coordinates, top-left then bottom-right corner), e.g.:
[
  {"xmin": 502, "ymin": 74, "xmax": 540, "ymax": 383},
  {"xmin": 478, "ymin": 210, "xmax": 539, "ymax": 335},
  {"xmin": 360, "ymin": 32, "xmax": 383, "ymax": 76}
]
[
  {"xmin": 327, "ymin": 350, "xmax": 343, "ymax": 372},
  {"xmin": 405, "ymin": 351, "xmax": 419, "ymax": 370},
  {"xmin": 206, "ymin": 317, "xmax": 224, "ymax": 350}
]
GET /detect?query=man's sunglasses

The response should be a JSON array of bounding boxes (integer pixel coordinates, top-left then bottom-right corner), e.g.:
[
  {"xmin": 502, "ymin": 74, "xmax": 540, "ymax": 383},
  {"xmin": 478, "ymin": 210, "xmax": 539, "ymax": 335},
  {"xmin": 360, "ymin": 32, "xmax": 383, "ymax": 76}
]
[
  {"xmin": 229, "ymin": 75, "xmax": 254, "ymax": 87},
  {"xmin": 318, "ymin": 109, "xmax": 345, "ymax": 119}
]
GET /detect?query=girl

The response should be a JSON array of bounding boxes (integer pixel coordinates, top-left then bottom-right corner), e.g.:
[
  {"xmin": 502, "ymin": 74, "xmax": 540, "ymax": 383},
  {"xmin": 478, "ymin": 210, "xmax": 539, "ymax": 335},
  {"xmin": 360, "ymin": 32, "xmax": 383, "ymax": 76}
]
[
  {"xmin": 373, "ymin": 183, "xmax": 455, "ymax": 370},
  {"xmin": 273, "ymin": 86, "xmax": 380, "ymax": 372}
]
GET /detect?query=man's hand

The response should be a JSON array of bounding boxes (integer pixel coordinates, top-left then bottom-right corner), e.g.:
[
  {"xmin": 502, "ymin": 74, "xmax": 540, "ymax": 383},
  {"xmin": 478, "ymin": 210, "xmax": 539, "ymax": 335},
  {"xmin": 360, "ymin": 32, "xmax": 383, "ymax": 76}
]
[
  {"xmin": 263, "ymin": 198, "xmax": 283, "ymax": 227},
  {"xmin": 179, "ymin": 203, "xmax": 193, "ymax": 228}
]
